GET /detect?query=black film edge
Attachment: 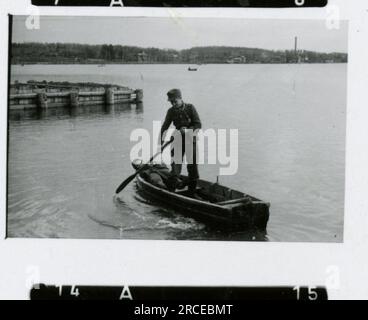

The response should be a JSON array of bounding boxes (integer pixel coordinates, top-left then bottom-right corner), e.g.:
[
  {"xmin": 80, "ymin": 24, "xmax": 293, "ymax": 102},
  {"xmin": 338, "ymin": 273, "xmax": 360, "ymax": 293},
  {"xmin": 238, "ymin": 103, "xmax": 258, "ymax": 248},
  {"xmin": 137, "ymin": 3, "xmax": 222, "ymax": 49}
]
[
  {"xmin": 31, "ymin": 0, "xmax": 328, "ymax": 8},
  {"xmin": 30, "ymin": 285, "xmax": 329, "ymax": 301}
]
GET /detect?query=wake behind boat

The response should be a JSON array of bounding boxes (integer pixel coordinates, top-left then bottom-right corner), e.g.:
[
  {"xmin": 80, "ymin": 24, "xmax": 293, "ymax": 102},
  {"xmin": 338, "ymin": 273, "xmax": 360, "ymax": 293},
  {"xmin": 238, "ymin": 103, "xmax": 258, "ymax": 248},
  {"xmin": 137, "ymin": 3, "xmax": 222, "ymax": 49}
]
[{"xmin": 131, "ymin": 162, "xmax": 270, "ymax": 231}]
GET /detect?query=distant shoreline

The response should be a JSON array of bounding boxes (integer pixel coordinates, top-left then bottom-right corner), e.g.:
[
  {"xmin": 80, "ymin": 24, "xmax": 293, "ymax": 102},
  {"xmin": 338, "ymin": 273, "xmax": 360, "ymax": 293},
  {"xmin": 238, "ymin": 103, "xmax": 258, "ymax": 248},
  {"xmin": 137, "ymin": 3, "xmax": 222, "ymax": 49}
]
[{"xmin": 11, "ymin": 43, "xmax": 348, "ymax": 65}]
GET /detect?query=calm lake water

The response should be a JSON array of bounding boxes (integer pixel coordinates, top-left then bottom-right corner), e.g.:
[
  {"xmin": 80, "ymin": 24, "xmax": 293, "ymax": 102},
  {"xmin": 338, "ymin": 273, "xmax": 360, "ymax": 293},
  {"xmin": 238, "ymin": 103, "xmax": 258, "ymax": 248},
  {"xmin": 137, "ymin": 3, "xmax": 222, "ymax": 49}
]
[{"xmin": 8, "ymin": 64, "xmax": 346, "ymax": 242}]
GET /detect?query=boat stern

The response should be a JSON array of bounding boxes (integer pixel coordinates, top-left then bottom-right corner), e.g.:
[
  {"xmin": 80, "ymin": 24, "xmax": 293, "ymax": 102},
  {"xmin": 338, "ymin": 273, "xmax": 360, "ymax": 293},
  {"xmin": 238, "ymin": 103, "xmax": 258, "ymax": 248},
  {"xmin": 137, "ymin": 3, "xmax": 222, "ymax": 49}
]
[{"xmin": 230, "ymin": 201, "xmax": 270, "ymax": 231}]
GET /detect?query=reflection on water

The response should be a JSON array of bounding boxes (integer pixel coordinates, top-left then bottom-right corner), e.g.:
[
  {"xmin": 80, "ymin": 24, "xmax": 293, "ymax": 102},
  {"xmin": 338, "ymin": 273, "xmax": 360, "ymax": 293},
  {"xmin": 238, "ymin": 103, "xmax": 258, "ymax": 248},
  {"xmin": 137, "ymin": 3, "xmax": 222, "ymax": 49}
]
[
  {"xmin": 9, "ymin": 102, "xmax": 144, "ymax": 121},
  {"xmin": 8, "ymin": 64, "xmax": 346, "ymax": 242}
]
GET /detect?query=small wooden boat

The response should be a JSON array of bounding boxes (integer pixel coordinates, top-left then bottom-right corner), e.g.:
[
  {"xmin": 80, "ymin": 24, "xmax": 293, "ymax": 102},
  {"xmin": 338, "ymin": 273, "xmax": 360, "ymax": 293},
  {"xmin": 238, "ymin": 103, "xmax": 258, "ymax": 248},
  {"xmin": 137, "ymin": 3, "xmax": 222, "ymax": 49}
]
[
  {"xmin": 132, "ymin": 163, "xmax": 270, "ymax": 231},
  {"xmin": 188, "ymin": 67, "xmax": 198, "ymax": 71}
]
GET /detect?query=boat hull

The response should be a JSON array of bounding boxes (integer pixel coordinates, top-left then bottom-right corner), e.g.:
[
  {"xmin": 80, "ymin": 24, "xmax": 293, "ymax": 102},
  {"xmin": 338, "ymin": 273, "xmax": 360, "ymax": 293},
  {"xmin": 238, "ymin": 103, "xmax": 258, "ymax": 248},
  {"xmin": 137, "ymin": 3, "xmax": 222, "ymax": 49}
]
[{"xmin": 135, "ymin": 174, "xmax": 270, "ymax": 231}]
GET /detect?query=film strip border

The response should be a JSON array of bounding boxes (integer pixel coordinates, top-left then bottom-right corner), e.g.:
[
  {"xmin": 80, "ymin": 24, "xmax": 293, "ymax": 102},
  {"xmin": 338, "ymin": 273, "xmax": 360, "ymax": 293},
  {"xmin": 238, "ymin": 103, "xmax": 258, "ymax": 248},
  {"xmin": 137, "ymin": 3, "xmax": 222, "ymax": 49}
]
[
  {"xmin": 31, "ymin": 0, "xmax": 328, "ymax": 8},
  {"xmin": 30, "ymin": 285, "xmax": 328, "ymax": 300}
]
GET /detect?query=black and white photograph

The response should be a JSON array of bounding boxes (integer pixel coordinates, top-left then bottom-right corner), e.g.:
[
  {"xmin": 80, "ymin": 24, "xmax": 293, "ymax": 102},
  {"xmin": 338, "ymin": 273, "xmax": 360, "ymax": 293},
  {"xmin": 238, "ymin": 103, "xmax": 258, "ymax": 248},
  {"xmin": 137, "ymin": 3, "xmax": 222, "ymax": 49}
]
[{"xmin": 7, "ymin": 15, "xmax": 348, "ymax": 243}]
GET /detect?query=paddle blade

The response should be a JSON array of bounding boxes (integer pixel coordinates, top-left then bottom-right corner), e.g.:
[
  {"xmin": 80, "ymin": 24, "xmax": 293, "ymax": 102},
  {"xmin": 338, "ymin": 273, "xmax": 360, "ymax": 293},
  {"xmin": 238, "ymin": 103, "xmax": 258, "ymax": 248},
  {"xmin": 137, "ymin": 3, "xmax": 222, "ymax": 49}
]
[{"xmin": 115, "ymin": 173, "xmax": 136, "ymax": 194}]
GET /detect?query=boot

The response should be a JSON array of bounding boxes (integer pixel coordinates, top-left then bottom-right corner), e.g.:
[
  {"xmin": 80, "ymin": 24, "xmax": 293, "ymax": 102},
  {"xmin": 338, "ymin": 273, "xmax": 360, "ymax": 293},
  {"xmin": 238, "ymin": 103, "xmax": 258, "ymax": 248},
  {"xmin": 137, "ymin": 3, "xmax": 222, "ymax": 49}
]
[
  {"xmin": 188, "ymin": 180, "xmax": 201, "ymax": 200},
  {"xmin": 167, "ymin": 175, "xmax": 178, "ymax": 192}
]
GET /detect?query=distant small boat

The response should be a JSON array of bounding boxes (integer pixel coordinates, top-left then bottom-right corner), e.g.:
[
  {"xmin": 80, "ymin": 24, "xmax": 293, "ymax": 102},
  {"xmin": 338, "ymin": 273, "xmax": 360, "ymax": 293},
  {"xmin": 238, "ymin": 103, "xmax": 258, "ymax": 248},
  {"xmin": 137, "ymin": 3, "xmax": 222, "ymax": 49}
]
[
  {"xmin": 98, "ymin": 64, "xmax": 106, "ymax": 67},
  {"xmin": 188, "ymin": 67, "xmax": 198, "ymax": 71}
]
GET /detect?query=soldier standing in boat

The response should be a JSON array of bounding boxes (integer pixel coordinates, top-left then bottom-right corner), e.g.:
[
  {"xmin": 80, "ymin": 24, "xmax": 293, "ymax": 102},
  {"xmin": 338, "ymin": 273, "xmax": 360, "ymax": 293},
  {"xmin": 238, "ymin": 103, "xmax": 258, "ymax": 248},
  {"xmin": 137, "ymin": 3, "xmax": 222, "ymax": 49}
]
[{"xmin": 160, "ymin": 89, "xmax": 202, "ymax": 197}]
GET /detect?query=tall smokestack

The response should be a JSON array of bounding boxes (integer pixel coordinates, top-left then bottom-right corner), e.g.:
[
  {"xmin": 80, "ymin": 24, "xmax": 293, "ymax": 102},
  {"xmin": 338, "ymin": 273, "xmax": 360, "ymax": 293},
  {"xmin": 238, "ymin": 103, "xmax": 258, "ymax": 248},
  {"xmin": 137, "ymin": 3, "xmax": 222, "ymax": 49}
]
[{"xmin": 295, "ymin": 36, "xmax": 298, "ymax": 53}]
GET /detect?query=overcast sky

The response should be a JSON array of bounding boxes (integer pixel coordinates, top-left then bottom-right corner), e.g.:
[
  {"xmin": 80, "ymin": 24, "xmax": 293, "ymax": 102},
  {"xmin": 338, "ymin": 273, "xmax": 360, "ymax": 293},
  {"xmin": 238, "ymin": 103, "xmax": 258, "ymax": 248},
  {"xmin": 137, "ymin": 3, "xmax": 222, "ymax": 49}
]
[{"xmin": 12, "ymin": 16, "xmax": 348, "ymax": 53}]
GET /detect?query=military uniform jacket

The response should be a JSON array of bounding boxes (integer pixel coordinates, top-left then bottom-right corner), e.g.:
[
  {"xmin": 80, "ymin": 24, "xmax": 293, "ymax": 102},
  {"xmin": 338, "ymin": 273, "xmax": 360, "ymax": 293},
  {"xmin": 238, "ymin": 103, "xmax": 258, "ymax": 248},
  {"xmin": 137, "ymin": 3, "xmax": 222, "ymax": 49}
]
[{"xmin": 160, "ymin": 103, "xmax": 202, "ymax": 138}]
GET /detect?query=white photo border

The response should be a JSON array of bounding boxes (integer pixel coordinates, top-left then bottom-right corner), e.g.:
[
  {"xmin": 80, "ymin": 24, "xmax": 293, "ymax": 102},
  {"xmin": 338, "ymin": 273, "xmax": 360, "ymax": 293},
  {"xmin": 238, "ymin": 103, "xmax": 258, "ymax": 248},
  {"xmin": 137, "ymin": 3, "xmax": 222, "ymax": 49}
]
[{"xmin": 1, "ymin": 0, "xmax": 367, "ymax": 300}]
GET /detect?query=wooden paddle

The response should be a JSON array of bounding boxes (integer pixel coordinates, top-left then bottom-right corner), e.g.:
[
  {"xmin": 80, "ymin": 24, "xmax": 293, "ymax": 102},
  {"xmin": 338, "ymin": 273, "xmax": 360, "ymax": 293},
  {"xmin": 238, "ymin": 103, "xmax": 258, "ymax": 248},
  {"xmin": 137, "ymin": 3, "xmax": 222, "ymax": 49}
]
[{"xmin": 115, "ymin": 137, "xmax": 174, "ymax": 194}]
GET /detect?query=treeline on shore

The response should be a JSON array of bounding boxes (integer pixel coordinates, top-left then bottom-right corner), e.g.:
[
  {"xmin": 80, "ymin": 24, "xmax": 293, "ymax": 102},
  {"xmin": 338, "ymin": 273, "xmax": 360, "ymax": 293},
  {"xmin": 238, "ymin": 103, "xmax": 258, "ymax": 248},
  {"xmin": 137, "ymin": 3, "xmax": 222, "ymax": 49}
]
[{"xmin": 11, "ymin": 43, "xmax": 348, "ymax": 64}]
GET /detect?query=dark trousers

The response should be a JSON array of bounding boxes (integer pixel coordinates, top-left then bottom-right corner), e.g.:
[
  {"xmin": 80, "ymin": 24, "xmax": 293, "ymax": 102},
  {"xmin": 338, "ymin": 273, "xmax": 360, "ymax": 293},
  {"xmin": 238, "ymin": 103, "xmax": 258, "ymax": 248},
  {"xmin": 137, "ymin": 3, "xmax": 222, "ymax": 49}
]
[{"xmin": 171, "ymin": 133, "xmax": 199, "ymax": 183}]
